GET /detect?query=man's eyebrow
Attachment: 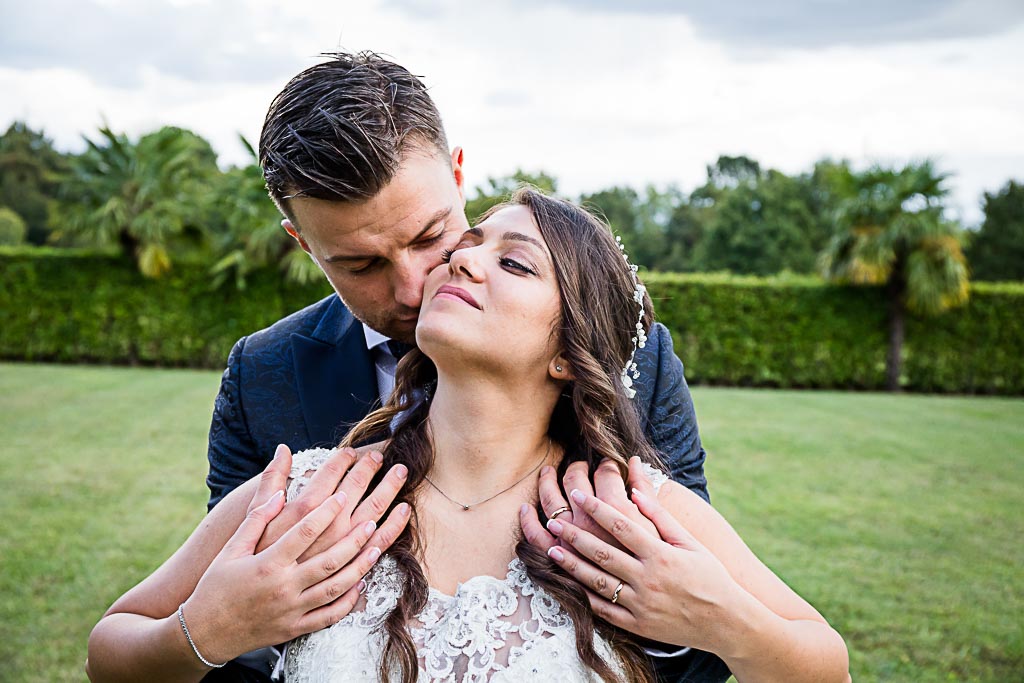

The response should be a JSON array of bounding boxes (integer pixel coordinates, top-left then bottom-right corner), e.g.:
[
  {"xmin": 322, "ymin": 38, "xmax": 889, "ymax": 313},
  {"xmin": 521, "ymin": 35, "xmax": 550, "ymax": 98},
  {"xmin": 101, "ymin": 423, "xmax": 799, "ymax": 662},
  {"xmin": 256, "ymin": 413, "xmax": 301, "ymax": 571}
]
[
  {"xmin": 412, "ymin": 207, "xmax": 453, "ymax": 243},
  {"xmin": 324, "ymin": 207, "xmax": 454, "ymax": 264},
  {"xmin": 324, "ymin": 253, "xmax": 373, "ymax": 264}
]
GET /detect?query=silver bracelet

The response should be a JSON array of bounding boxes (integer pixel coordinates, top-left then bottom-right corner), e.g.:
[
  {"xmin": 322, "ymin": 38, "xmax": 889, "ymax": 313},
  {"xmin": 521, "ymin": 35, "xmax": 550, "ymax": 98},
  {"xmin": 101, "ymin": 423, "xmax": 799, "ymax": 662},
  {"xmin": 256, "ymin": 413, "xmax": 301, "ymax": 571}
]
[{"xmin": 176, "ymin": 603, "xmax": 226, "ymax": 669}]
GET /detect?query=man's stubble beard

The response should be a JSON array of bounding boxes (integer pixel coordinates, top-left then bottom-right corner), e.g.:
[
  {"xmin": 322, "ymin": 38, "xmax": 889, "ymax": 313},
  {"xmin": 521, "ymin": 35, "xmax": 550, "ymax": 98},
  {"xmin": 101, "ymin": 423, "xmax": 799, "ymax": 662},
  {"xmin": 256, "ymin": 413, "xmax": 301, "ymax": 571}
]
[{"xmin": 336, "ymin": 290, "xmax": 419, "ymax": 345}]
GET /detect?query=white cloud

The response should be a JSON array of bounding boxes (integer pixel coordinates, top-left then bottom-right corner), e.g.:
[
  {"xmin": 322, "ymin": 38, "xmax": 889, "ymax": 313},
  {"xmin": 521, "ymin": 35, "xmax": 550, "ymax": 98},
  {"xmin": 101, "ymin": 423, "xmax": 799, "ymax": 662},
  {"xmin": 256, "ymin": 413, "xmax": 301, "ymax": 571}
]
[{"xmin": 1, "ymin": 0, "xmax": 1021, "ymax": 225}]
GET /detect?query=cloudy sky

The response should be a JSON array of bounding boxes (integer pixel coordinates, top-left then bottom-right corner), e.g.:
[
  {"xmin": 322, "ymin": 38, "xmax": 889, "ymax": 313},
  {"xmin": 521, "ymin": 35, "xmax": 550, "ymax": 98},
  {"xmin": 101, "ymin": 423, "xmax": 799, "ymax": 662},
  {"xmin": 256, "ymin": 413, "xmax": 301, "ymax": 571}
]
[{"xmin": 2, "ymin": 0, "xmax": 1022, "ymax": 225}]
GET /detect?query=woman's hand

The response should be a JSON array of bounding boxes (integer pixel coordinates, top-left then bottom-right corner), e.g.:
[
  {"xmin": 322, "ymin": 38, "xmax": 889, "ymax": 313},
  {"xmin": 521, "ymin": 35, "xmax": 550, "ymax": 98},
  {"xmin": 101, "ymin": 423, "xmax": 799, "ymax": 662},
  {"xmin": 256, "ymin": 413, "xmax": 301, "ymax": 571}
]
[
  {"xmin": 175, "ymin": 446, "xmax": 411, "ymax": 665},
  {"xmin": 535, "ymin": 458, "xmax": 745, "ymax": 653}
]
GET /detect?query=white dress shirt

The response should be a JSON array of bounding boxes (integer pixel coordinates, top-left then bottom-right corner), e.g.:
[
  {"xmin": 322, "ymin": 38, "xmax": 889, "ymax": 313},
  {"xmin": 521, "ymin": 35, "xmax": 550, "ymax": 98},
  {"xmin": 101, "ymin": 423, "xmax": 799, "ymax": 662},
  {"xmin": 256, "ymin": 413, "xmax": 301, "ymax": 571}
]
[{"xmin": 362, "ymin": 323, "xmax": 400, "ymax": 403}]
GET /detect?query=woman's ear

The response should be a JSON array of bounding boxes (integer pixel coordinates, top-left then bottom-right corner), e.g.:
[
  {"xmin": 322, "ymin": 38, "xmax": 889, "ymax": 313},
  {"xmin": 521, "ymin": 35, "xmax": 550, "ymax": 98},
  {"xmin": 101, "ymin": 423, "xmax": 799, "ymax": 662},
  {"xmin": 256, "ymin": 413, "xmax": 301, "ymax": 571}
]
[{"xmin": 549, "ymin": 354, "xmax": 575, "ymax": 381}]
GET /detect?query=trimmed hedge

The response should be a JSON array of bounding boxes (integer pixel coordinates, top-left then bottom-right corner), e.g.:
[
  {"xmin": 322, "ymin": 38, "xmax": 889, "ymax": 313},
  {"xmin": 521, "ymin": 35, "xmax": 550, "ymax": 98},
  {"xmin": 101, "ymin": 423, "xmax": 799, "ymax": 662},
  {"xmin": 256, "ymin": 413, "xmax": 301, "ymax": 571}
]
[
  {"xmin": 2, "ymin": 249, "xmax": 1022, "ymax": 394},
  {"xmin": 0, "ymin": 249, "xmax": 332, "ymax": 367},
  {"xmin": 645, "ymin": 273, "xmax": 1024, "ymax": 394}
]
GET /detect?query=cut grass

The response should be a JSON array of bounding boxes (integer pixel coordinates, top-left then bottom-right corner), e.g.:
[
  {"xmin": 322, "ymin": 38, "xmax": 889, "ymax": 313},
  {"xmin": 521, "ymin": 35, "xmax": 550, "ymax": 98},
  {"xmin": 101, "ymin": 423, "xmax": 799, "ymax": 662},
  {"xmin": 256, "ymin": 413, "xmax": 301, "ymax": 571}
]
[{"xmin": 0, "ymin": 363, "xmax": 1021, "ymax": 682}]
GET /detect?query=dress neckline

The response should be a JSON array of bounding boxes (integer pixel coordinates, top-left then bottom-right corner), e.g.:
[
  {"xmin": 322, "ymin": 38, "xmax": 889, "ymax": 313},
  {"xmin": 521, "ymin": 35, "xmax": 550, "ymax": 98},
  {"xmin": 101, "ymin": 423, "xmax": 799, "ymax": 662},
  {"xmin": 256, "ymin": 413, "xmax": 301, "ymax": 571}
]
[{"xmin": 423, "ymin": 556, "xmax": 525, "ymax": 601}]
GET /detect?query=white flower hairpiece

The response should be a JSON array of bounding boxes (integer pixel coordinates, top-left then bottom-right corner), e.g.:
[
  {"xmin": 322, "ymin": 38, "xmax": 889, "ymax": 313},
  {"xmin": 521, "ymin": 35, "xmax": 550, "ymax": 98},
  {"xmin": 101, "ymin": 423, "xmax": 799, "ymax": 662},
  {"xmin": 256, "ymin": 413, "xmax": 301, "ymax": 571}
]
[{"xmin": 616, "ymin": 235, "xmax": 647, "ymax": 399}]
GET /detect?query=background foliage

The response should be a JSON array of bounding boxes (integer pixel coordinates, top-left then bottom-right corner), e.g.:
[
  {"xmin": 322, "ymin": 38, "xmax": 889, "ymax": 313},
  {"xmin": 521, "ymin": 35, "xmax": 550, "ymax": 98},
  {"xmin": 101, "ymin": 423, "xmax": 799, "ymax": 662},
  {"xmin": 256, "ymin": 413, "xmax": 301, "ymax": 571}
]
[
  {"xmin": 3, "ymin": 120, "xmax": 1022, "ymax": 394},
  {"xmin": 3, "ymin": 122, "xmax": 1023, "ymax": 283},
  {"xmin": 3, "ymin": 248, "xmax": 1021, "ymax": 394}
]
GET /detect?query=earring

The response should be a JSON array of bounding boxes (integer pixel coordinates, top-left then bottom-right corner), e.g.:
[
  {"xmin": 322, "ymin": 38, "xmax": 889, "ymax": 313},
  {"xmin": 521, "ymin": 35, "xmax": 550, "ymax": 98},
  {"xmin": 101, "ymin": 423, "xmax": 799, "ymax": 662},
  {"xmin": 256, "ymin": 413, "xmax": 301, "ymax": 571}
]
[{"xmin": 555, "ymin": 365, "xmax": 563, "ymax": 373}]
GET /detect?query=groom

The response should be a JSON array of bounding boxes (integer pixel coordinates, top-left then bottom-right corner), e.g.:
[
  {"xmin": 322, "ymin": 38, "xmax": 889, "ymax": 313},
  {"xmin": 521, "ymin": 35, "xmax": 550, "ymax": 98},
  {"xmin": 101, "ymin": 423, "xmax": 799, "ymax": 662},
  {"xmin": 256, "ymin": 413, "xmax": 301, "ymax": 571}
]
[{"xmin": 204, "ymin": 52, "xmax": 729, "ymax": 682}]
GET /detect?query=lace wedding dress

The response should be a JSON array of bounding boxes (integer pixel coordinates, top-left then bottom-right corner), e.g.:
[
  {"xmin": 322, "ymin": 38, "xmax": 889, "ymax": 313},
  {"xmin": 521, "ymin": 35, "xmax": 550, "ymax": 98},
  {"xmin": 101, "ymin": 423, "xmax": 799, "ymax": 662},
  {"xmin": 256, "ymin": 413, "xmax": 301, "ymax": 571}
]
[{"xmin": 282, "ymin": 448, "xmax": 669, "ymax": 683}]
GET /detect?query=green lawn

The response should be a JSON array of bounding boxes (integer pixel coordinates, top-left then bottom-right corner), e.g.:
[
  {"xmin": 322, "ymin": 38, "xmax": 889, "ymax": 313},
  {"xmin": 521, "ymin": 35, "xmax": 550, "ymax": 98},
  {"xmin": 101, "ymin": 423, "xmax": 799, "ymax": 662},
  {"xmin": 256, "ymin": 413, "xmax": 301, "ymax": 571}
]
[{"xmin": 0, "ymin": 363, "xmax": 1021, "ymax": 682}]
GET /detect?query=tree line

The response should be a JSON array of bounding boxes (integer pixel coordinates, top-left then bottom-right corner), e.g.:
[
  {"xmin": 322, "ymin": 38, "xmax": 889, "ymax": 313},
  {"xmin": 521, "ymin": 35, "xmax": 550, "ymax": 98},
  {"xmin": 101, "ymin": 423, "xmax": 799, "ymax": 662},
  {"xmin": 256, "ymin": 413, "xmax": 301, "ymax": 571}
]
[{"xmin": 2, "ymin": 120, "xmax": 1022, "ymax": 390}]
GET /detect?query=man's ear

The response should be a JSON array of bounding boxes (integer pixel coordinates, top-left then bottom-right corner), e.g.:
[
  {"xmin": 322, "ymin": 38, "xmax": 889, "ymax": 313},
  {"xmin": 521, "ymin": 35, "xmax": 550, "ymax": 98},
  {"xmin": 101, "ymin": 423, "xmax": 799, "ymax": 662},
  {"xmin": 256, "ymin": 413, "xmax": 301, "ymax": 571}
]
[
  {"xmin": 549, "ymin": 354, "xmax": 575, "ymax": 381},
  {"xmin": 282, "ymin": 219, "xmax": 312, "ymax": 255},
  {"xmin": 450, "ymin": 146, "xmax": 466, "ymax": 206}
]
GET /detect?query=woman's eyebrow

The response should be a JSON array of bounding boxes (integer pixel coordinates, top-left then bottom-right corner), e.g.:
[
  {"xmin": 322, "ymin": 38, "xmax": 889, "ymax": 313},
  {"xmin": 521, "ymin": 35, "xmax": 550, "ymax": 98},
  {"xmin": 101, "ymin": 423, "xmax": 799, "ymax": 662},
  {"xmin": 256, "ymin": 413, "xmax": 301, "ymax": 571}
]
[
  {"xmin": 501, "ymin": 231, "xmax": 544, "ymax": 251},
  {"xmin": 463, "ymin": 226, "xmax": 546, "ymax": 259}
]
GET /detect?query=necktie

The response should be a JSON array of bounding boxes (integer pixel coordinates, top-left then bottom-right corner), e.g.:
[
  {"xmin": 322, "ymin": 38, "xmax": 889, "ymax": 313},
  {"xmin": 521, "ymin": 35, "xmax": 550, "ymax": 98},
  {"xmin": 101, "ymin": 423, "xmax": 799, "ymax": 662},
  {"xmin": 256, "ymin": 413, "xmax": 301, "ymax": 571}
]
[{"xmin": 387, "ymin": 340, "xmax": 414, "ymax": 360}]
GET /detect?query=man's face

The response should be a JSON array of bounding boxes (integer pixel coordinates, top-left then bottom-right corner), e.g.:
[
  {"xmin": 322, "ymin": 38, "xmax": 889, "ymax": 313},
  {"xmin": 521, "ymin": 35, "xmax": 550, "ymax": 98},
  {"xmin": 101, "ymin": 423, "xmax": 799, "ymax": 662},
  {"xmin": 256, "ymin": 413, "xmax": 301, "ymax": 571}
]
[{"xmin": 284, "ymin": 148, "xmax": 469, "ymax": 343}]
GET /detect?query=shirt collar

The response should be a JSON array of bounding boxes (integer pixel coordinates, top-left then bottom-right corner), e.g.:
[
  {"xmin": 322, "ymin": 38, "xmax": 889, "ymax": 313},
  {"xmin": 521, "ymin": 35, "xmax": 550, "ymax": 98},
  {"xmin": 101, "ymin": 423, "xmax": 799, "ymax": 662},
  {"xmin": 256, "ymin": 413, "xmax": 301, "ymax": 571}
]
[{"xmin": 362, "ymin": 323, "xmax": 391, "ymax": 353}]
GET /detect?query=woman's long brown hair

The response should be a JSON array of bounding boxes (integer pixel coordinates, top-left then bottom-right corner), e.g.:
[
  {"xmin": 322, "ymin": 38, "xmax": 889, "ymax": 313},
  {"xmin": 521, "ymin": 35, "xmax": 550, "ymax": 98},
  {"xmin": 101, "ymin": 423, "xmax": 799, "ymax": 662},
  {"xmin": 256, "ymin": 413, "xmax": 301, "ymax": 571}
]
[{"xmin": 341, "ymin": 188, "xmax": 664, "ymax": 682}]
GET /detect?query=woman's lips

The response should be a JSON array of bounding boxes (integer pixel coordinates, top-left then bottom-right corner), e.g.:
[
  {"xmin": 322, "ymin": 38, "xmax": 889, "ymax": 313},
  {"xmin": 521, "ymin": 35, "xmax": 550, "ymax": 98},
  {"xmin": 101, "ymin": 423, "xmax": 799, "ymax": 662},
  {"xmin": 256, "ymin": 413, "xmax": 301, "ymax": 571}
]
[{"xmin": 435, "ymin": 284, "xmax": 481, "ymax": 309}]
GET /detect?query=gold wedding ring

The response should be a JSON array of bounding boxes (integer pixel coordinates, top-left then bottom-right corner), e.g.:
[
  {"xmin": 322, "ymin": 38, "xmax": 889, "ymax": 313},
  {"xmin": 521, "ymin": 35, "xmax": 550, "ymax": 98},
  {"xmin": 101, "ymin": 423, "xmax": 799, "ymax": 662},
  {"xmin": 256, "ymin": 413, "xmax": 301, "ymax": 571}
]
[
  {"xmin": 548, "ymin": 506, "xmax": 571, "ymax": 520},
  {"xmin": 610, "ymin": 581, "xmax": 624, "ymax": 604}
]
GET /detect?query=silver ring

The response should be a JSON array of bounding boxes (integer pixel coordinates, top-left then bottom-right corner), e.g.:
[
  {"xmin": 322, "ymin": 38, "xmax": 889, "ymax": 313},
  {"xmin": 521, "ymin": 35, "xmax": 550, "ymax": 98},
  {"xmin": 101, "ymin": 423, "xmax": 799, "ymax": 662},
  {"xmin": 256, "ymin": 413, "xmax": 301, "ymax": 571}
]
[
  {"xmin": 548, "ymin": 506, "xmax": 571, "ymax": 520},
  {"xmin": 610, "ymin": 581, "xmax": 624, "ymax": 604}
]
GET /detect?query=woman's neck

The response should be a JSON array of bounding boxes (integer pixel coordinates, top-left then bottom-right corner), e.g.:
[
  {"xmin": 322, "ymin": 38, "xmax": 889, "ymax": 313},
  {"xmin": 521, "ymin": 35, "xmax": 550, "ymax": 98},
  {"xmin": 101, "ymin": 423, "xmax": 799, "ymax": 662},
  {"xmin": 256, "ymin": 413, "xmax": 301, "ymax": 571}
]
[{"xmin": 423, "ymin": 371, "xmax": 560, "ymax": 504}]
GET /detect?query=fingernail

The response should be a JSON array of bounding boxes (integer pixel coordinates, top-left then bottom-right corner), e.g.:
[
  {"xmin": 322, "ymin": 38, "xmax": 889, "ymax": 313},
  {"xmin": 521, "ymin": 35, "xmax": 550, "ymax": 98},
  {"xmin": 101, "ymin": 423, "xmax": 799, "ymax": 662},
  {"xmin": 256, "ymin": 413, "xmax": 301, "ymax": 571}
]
[
  {"xmin": 269, "ymin": 490, "xmax": 284, "ymax": 504},
  {"xmin": 570, "ymin": 489, "xmax": 585, "ymax": 505},
  {"xmin": 333, "ymin": 491, "xmax": 347, "ymax": 505},
  {"xmin": 395, "ymin": 463, "xmax": 408, "ymax": 479},
  {"xmin": 364, "ymin": 520, "xmax": 376, "ymax": 535},
  {"xmin": 546, "ymin": 519, "xmax": 564, "ymax": 534},
  {"xmin": 274, "ymin": 444, "xmax": 286, "ymax": 460},
  {"xmin": 397, "ymin": 502, "xmax": 410, "ymax": 515},
  {"xmin": 631, "ymin": 488, "xmax": 646, "ymax": 503},
  {"xmin": 358, "ymin": 579, "xmax": 367, "ymax": 594},
  {"xmin": 371, "ymin": 450, "xmax": 384, "ymax": 463},
  {"xmin": 547, "ymin": 546, "xmax": 564, "ymax": 562},
  {"xmin": 541, "ymin": 466, "xmax": 553, "ymax": 476},
  {"xmin": 520, "ymin": 504, "xmax": 529, "ymax": 516},
  {"xmin": 368, "ymin": 547, "xmax": 381, "ymax": 562}
]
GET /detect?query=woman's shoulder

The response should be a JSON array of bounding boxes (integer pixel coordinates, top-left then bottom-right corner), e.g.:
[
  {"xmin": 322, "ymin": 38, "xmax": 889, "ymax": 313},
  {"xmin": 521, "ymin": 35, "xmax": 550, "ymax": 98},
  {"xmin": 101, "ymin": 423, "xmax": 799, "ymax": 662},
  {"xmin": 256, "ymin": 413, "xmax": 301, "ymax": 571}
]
[
  {"xmin": 288, "ymin": 446, "xmax": 340, "ymax": 479},
  {"xmin": 638, "ymin": 461, "xmax": 671, "ymax": 492},
  {"xmin": 287, "ymin": 441, "xmax": 389, "ymax": 500},
  {"xmin": 289, "ymin": 441, "xmax": 389, "ymax": 477}
]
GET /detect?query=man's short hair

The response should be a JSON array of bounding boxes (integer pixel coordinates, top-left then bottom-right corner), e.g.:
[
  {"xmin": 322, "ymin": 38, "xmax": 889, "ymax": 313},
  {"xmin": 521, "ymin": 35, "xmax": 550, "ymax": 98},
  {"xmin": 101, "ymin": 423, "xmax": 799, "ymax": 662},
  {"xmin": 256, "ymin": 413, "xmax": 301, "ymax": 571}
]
[{"xmin": 259, "ymin": 51, "xmax": 450, "ymax": 222}]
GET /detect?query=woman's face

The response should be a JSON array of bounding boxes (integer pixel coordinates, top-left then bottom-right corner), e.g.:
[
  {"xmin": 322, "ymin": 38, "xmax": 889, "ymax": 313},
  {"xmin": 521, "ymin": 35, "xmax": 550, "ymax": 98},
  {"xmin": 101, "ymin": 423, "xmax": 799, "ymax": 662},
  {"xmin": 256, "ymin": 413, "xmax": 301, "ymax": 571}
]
[{"xmin": 416, "ymin": 204, "xmax": 563, "ymax": 377}]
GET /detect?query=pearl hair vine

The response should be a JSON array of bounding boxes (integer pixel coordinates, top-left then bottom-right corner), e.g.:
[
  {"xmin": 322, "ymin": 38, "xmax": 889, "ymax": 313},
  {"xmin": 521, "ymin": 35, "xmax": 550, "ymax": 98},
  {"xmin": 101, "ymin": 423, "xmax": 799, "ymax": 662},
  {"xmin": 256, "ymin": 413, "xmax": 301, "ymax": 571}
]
[{"xmin": 616, "ymin": 235, "xmax": 647, "ymax": 399}]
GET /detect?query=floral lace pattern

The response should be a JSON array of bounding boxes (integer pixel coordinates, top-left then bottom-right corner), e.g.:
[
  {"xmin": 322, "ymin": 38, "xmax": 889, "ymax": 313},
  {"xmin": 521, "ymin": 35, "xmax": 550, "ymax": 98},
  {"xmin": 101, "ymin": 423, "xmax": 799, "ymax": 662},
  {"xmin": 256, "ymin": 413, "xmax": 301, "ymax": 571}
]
[
  {"xmin": 286, "ymin": 447, "xmax": 340, "ymax": 500},
  {"xmin": 283, "ymin": 449, "xmax": 669, "ymax": 682},
  {"xmin": 284, "ymin": 552, "xmax": 620, "ymax": 682}
]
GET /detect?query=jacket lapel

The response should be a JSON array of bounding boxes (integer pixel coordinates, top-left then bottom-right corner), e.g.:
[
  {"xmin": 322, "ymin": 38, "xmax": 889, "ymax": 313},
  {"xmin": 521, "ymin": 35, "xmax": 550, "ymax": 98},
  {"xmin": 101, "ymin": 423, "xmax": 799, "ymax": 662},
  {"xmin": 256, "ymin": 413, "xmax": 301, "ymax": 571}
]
[{"xmin": 291, "ymin": 298, "xmax": 380, "ymax": 447}]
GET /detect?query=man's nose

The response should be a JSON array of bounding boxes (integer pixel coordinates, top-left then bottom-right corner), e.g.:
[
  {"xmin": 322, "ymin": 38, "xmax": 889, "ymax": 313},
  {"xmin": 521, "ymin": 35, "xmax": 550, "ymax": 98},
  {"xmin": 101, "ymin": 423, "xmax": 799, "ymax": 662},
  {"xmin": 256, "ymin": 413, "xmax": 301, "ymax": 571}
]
[{"xmin": 392, "ymin": 257, "xmax": 429, "ymax": 309}]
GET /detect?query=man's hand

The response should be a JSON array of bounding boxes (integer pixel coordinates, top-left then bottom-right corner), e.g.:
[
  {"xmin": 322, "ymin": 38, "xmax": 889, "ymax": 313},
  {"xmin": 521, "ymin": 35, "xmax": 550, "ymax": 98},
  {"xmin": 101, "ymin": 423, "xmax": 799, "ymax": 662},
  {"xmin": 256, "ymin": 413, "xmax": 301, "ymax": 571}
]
[
  {"xmin": 520, "ymin": 457, "xmax": 658, "ymax": 554},
  {"xmin": 250, "ymin": 444, "xmax": 409, "ymax": 562}
]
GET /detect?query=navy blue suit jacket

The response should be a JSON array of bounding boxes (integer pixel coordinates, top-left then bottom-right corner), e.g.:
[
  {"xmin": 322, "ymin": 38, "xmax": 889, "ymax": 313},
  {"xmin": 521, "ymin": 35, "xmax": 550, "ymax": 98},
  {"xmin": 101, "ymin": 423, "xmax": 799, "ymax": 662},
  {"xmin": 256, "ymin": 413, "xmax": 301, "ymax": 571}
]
[{"xmin": 205, "ymin": 294, "xmax": 730, "ymax": 681}]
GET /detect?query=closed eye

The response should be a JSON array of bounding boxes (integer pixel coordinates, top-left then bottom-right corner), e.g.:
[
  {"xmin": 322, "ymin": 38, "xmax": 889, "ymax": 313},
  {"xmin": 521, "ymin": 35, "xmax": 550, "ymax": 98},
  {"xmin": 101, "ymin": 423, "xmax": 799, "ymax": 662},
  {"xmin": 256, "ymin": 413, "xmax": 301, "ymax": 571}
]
[
  {"xmin": 344, "ymin": 259, "xmax": 379, "ymax": 274},
  {"xmin": 417, "ymin": 230, "xmax": 445, "ymax": 247},
  {"xmin": 500, "ymin": 257, "xmax": 536, "ymax": 275}
]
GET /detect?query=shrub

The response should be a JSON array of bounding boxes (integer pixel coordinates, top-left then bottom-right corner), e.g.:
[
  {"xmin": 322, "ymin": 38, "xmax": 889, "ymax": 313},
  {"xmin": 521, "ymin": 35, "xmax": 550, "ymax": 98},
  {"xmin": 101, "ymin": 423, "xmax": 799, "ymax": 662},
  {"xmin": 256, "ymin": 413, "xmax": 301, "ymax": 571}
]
[
  {"xmin": 645, "ymin": 272, "xmax": 1023, "ymax": 394},
  {"xmin": 0, "ymin": 249, "xmax": 330, "ymax": 367},
  {"xmin": 2, "ymin": 251, "xmax": 1021, "ymax": 394},
  {"xmin": 0, "ymin": 207, "xmax": 27, "ymax": 245}
]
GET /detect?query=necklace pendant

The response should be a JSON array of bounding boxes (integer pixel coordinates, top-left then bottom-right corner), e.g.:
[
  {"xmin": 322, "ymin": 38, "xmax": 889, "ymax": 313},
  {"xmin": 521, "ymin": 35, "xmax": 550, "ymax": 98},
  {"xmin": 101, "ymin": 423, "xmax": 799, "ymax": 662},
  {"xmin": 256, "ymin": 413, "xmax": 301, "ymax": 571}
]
[{"xmin": 462, "ymin": 505, "xmax": 470, "ymax": 511}]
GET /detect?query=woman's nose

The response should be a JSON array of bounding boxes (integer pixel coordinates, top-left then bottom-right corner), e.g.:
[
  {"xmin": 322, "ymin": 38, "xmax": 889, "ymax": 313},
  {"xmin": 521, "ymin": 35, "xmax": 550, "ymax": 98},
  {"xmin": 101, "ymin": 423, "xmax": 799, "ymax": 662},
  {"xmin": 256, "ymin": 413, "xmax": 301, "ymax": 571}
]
[{"xmin": 448, "ymin": 247, "xmax": 483, "ymax": 281}]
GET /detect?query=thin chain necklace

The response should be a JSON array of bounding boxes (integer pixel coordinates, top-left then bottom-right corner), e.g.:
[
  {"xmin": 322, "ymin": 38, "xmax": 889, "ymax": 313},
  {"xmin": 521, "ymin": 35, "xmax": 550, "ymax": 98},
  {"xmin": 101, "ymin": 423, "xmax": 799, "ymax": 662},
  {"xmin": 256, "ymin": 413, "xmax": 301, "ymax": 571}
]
[{"xmin": 424, "ymin": 436, "xmax": 552, "ymax": 511}]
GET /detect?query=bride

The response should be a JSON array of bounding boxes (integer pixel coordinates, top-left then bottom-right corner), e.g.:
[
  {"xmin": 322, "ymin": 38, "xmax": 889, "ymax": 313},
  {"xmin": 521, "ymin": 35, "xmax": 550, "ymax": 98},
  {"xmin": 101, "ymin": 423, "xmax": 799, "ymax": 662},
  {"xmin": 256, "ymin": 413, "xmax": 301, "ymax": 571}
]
[{"xmin": 88, "ymin": 189, "xmax": 850, "ymax": 682}]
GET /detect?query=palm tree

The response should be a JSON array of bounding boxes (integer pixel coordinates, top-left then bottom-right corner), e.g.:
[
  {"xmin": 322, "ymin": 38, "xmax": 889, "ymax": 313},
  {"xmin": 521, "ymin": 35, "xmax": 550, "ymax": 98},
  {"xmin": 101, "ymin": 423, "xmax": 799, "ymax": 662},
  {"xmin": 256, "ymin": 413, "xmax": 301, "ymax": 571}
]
[
  {"xmin": 209, "ymin": 135, "xmax": 322, "ymax": 289},
  {"xmin": 58, "ymin": 125, "xmax": 218, "ymax": 277},
  {"xmin": 819, "ymin": 161, "xmax": 969, "ymax": 391}
]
